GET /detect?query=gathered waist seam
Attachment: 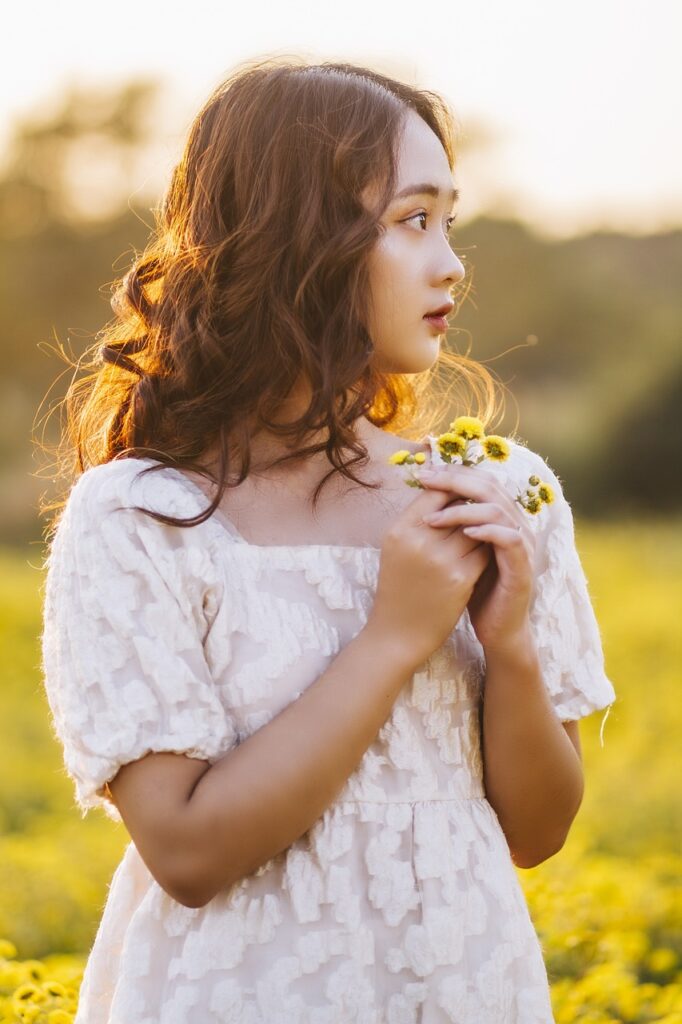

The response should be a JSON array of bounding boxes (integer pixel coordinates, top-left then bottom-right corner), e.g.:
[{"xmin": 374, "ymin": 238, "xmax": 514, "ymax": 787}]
[{"xmin": 335, "ymin": 795, "xmax": 487, "ymax": 805}]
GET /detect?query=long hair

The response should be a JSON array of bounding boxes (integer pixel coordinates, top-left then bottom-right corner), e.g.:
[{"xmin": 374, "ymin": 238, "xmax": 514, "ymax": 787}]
[{"xmin": 41, "ymin": 55, "xmax": 504, "ymax": 539}]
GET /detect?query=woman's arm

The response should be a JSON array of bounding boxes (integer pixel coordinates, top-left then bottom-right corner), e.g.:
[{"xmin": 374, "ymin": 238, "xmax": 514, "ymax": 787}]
[
  {"xmin": 117, "ymin": 622, "xmax": 422, "ymax": 909},
  {"xmin": 480, "ymin": 630, "xmax": 585, "ymax": 869},
  {"xmin": 416, "ymin": 460, "xmax": 598, "ymax": 870}
]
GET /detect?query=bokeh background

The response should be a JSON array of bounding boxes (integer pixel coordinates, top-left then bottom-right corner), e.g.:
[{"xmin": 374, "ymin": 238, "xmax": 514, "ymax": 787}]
[{"xmin": 1, "ymin": 1, "xmax": 680, "ymax": 1021}]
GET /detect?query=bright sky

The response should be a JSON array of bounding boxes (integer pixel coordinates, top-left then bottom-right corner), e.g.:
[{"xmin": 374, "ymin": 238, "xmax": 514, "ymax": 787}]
[{"xmin": 5, "ymin": 0, "xmax": 681, "ymax": 239}]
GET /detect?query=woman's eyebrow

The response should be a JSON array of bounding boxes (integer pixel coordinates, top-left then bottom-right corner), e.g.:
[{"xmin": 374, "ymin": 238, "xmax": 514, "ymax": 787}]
[{"xmin": 393, "ymin": 183, "xmax": 460, "ymax": 203}]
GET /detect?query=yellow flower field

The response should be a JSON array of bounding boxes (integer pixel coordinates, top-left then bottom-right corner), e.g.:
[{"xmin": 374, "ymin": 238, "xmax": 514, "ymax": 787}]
[{"xmin": 0, "ymin": 517, "xmax": 680, "ymax": 1022}]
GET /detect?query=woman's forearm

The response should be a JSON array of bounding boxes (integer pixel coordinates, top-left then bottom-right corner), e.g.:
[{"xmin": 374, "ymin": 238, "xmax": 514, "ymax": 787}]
[{"xmin": 481, "ymin": 631, "xmax": 584, "ymax": 868}]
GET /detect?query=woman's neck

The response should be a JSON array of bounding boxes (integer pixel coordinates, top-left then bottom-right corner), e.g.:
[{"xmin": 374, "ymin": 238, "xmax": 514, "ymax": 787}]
[{"xmin": 199, "ymin": 415, "xmax": 393, "ymax": 485}]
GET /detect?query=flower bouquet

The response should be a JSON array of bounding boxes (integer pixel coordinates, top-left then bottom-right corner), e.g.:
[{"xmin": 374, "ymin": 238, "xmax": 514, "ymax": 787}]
[{"xmin": 387, "ymin": 416, "xmax": 554, "ymax": 516}]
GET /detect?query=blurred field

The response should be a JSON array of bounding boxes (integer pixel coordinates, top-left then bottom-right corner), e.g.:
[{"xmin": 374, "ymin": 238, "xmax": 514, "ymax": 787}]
[{"xmin": 1, "ymin": 518, "xmax": 681, "ymax": 1022}]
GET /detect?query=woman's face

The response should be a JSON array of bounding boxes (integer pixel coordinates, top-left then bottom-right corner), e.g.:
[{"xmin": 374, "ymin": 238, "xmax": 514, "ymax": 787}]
[{"xmin": 364, "ymin": 109, "xmax": 465, "ymax": 374}]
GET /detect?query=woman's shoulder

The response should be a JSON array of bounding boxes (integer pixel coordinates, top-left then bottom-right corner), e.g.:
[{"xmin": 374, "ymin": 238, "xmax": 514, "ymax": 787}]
[
  {"xmin": 498, "ymin": 438, "xmax": 563, "ymax": 483},
  {"xmin": 476, "ymin": 438, "xmax": 568, "ymax": 515},
  {"xmin": 50, "ymin": 457, "xmax": 223, "ymax": 593},
  {"xmin": 58, "ymin": 457, "xmax": 213, "ymax": 544},
  {"xmin": 67, "ymin": 455, "xmax": 149, "ymax": 504}
]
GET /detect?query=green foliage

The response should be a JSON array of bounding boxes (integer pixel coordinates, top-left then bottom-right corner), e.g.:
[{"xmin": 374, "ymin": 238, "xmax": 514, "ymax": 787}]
[{"xmin": 1, "ymin": 519, "xmax": 680, "ymax": 1020}]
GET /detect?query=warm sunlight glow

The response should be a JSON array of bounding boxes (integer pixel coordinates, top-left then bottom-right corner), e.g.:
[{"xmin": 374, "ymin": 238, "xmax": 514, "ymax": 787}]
[{"xmin": 2, "ymin": 0, "xmax": 680, "ymax": 240}]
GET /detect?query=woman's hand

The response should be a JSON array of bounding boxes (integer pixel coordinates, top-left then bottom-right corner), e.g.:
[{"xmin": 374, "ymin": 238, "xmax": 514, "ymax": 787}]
[
  {"xmin": 366, "ymin": 483, "xmax": 493, "ymax": 668},
  {"xmin": 417, "ymin": 464, "xmax": 536, "ymax": 656}
]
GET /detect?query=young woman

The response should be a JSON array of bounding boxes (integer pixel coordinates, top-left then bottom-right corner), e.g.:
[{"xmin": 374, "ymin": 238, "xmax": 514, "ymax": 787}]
[{"xmin": 40, "ymin": 57, "xmax": 616, "ymax": 1023}]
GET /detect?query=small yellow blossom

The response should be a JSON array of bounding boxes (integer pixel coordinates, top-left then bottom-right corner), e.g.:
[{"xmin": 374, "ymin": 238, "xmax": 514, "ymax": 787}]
[
  {"xmin": 413, "ymin": 452, "xmax": 426, "ymax": 463},
  {"xmin": 0, "ymin": 939, "xmax": 17, "ymax": 959},
  {"xmin": 388, "ymin": 449, "xmax": 411, "ymax": 465},
  {"xmin": 646, "ymin": 947, "xmax": 677, "ymax": 973},
  {"xmin": 449, "ymin": 415, "xmax": 485, "ymax": 440},
  {"xmin": 481, "ymin": 435, "xmax": 510, "ymax": 462},
  {"xmin": 525, "ymin": 496, "xmax": 543, "ymax": 514},
  {"xmin": 13, "ymin": 984, "xmax": 44, "ymax": 1004},
  {"xmin": 437, "ymin": 432, "xmax": 468, "ymax": 459},
  {"xmin": 538, "ymin": 482, "xmax": 555, "ymax": 504},
  {"xmin": 48, "ymin": 1011, "xmax": 74, "ymax": 1024},
  {"xmin": 44, "ymin": 981, "xmax": 68, "ymax": 998},
  {"xmin": 16, "ymin": 1006, "xmax": 42, "ymax": 1023},
  {"xmin": 24, "ymin": 960, "xmax": 45, "ymax": 981}
]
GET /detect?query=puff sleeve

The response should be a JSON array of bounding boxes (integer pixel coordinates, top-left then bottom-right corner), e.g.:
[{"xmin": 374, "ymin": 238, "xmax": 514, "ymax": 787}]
[
  {"xmin": 40, "ymin": 460, "xmax": 238, "ymax": 822},
  {"xmin": 522, "ymin": 448, "xmax": 617, "ymax": 725}
]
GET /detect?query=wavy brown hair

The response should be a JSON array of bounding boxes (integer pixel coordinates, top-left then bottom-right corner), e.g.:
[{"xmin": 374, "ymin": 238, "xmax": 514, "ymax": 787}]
[{"xmin": 41, "ymin": 55, "xmax": 505, "ymax": 540}]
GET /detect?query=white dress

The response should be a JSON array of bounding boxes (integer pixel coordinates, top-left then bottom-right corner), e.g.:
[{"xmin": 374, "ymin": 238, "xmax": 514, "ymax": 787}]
[{"xmin": 40, "ymin": 441, "xmax": 616, "ymax": 1024}]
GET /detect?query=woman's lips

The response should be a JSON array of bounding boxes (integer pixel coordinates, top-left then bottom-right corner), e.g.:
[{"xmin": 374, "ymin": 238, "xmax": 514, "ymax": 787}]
[{"xmin": 423, "ymin": 314, "xmax": 448, "ymax": 332}]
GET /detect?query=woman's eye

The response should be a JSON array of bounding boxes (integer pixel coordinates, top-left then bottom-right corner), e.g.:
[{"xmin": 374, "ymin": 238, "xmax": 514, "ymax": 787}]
[{"xmin": 405, "ymin": 212, "xmax": 458, "ymax": 235}]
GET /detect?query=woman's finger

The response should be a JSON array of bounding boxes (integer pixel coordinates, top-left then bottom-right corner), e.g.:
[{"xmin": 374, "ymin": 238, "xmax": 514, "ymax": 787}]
[
  {"xmin": 419, "ymin": 465, "xmax": 518, "ymax": 514},
  {"xmin": 421, "ymin": 496, "xmax": 534, "ymax": 558},
  {"xmin": 422, "ymin": 500, "xmax": 510, "ymax": 529},
  {"xmin": 461, "ymin": 522, "xmax": 528, "ymax": 559}
]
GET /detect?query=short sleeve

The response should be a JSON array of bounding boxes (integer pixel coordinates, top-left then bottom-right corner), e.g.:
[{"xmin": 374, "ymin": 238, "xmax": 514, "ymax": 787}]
[
  {"xmin": 40, "ymin": 460, "xmax": 238, "ymax": 822},
  {"xmin": 522, "ymin": 448, "xmax": 617, "ymax": 725}
]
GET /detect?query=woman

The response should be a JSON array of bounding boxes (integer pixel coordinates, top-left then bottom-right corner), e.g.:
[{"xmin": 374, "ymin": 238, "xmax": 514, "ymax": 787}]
[{"xmin": 40, "ymin": 57, "xmax": 616, "ymax": 1023}]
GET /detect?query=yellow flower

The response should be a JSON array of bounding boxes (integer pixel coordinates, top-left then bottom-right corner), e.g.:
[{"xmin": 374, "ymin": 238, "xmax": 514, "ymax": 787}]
[
  {"xmin": 538, "ymin": 482, "xmax": 555, "ymax": 504},
  {"xmin": 16, "ymin": 1007, "xmax": 42, "ymax": 1023},
  {"xmin": 23, "ymin": 961, "xmax": 45, "ymax": 982},
  {"xmin": 526, "ymin": 496, "xmax": 543, "ymax": 514},
  {"xmin": 449, "ymin": 415, "xmax": 485, "ymax": 440},
  {"xmin": 413, "ymin": 452, "xmax": 426, "ymax": 464},
  {"xmin": 0, "ymin": 939, "xmax": 17, "ymax": 959},
  {"xmin": 646, "ymin": 947, "xmax": 677, "ymax": 973},
  {"xmin": 44, "ymin": 981, "xmax": 68, "ymax": 998},
  {"xmin": 437, "ymin": 432, "xmax": 467, "ymax": 459},
  {"xmin": 13, "ymin": 984, "xmax": 44, "ymax": 1004},
  {"xmin": 387, "ymin": 449, "xmax": 411, "ymax": 465},
  {"xmin": 482, "ymin": 435, "xmax": 510, "ymax": 462},
  {"xmin": 48, "ymin": 1012, "xmax": 74, "ymax": 1024}
]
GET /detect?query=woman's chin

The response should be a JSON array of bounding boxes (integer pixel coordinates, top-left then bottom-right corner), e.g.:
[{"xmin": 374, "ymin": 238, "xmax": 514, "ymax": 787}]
[
  {"xmin": 404, "ymin": 344, "xmax": 442, "ymax": 374},
  {"xmin": 373, "ymin": 342, "xmax": 441, "ymax": 375}
]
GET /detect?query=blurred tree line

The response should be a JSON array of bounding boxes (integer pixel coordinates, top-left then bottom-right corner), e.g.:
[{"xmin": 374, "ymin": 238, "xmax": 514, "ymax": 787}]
[{"xmin": 0, "ymin": 78, "xmax": 679, "ymax": 544}]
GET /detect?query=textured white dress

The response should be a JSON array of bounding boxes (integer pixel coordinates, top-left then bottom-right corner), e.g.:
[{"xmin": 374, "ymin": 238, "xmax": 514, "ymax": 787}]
[{"xmin": 40, "ymin": 440, "xmax": 616, "ymax": 1024}]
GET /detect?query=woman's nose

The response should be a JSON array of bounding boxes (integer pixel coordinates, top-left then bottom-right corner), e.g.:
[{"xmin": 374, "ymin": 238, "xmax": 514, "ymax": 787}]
[
  {"xmin": 444, "ymin": 249, "xmax": 465, "ymax": 285},
  {"xmin": 452, "ymin": 252, "xmax": 466, "ymax": 282}
]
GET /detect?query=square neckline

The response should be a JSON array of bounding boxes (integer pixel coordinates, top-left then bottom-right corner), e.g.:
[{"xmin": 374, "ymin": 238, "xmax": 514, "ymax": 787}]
[{"xmin": 157, "ymin": 461, "xmax": 383, "ymax": 554}]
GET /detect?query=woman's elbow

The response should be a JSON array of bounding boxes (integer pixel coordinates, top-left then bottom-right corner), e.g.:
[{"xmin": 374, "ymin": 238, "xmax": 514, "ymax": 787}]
[
  {"xmin": 169, "ymin": 883, "xmax": 211, "ymax": 910},
  {"xmin": 512, "ymin": 832, "xmax": 568, "ymax": 870},
  {"xmin": 161, "ymin": 857, "xmax": 216, "ymax": 908}
]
